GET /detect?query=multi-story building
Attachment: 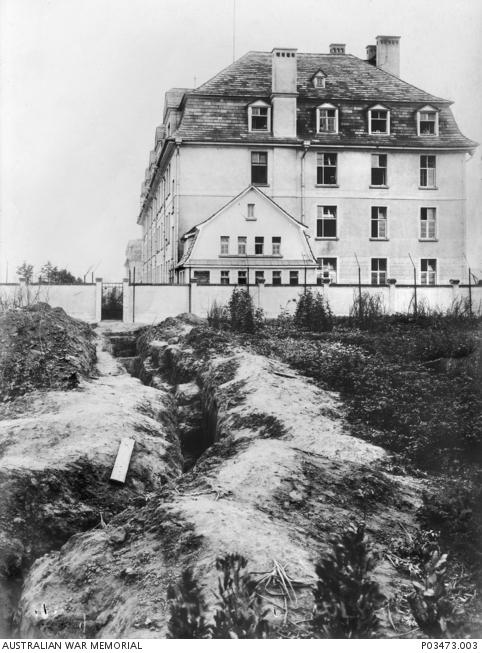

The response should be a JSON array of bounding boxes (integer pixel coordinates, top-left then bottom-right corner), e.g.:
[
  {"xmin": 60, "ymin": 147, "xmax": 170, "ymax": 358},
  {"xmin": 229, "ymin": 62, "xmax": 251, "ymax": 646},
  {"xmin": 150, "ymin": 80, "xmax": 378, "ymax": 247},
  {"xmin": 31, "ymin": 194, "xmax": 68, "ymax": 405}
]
[{"xmin": 134, "ymin": 36, "xmax": 477, "ymax": 288}]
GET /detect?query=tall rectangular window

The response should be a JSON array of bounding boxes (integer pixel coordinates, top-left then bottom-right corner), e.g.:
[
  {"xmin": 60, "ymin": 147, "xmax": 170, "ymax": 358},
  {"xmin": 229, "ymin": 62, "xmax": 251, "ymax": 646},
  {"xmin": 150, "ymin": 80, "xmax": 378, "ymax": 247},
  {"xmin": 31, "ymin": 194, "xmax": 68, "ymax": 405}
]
[
  {"xmin": 220, "ymin": 236, "xmax": 229, "ymax": 255},
  {"xmin": 238, "ymin": 270, "xmax": 247, "ymax": 285},
  {"xmin": 420, "ymin": 156, "xmax": 436, "ymax": 187},
  {"xmin": 255, "ymin": 271, "xmax": 265, "ymax": 284},
  {"xmin": 272, "ymin": 236, "xmax": 281, "ymax": 255},
  {"xmin": 371, "ymin": 154, "xmax": 387, "ymax": 186},
  {"xmin": 316, "ymin": 153, "xmax": 337, "ymax": 185},
  {"xmin": 289, "ymin": 271, "xmax": 299, "ymax": 285},
  {"xmin": 420, "ymin": 208, "xmax": 437, "ymax": 239},
  {"xmin": 255, "ymin": 237, "xmax": 264, "ymax": 255},
  {"xmin": 272, "ymin": 271, "xmax": 282, "ymax": 285},
  {"xmin": 237, "ymin": 236, "xmax": 247, "ymax": 255},
  {"xmin": 220, "ymin": 271, "xmax": 230, "ymax": 285},
  {"xmin": 251, "ymin": 152, "xmax": 268, "ymax": 185},
  {"xmin": 371, "ymin": 258, "xmax": 387, "ymax": 285},
  {"xmin": 316, "ymin": 206, "xmax": 337, "ymax": 238},
  {"xmin": 371, "ymin": 207, "xmax": 388, "ymax": 239},
  {"xmin": 247, "ymin": 203, "xmax": 255, "ymax": 218},
  {"xmin": 421, "ymin": 259, "xmax": 437, "ymax": 285}
]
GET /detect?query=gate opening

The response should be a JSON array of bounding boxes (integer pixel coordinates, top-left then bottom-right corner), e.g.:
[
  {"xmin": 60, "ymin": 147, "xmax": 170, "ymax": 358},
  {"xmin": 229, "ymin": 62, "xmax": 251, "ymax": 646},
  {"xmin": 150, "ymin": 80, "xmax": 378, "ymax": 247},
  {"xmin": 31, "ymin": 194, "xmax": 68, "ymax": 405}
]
[{"xmin": 101, "ymin": 283, "xmax": 123, "ymax": 320}]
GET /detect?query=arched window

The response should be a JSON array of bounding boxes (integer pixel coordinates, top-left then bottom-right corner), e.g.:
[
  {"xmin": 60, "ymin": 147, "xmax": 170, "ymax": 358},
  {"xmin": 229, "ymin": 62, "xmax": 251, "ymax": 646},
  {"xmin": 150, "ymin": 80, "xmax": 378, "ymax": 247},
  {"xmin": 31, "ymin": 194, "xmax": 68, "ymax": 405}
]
[
  {"xmin": 316, "ymin": 102, "xmax": 338, "ymax": 133},
  {"xmin": 248, "ymin": 100, "xmax": 271, "ymax": 132}
]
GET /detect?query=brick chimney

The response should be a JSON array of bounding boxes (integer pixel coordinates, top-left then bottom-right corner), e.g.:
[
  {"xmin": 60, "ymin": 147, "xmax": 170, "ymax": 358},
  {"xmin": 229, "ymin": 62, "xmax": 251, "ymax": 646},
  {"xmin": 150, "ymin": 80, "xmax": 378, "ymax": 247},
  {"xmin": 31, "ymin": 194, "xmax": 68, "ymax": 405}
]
[
  {"xmin": 271, "ymin": 48, "xmax": 298, "ymax": 138},
  {"xmin": 375, "ymin": 35, "xmax": 401, "ymax": 77},
  {"xmin": 329, "ymin": 44, "xmax": 346, "ymax": 54}
]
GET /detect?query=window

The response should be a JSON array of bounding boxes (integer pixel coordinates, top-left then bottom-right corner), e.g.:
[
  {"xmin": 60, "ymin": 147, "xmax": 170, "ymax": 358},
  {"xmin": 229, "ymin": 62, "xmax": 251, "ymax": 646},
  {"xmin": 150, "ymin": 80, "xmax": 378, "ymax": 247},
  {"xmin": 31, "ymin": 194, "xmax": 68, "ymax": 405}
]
[
  {"xmin": 316, "ymin": 153, "xmax": 337, "ymax": 185},
  {"xmin": 289, "ymin": 271, "xmax": 299, "ymax": 285},
  {"xmin": 220, "ymin": 236, "xmax": 230, "ymax": 255},
  {"xmin": 368, "ymin": 105, "xmax": 390, "ymax": 134},
  {"xmin": 421, "ymin": 259, "xmax": 437, "ymax": 285},
  {"xmin": 272, "ymin": 236, "xmax": 281, "ymax": 255},
  {"xmin": 371, "ymin": 154, "xmax": 387, "ymax": 186},
  {"xmin": 371, "ymin": 258, "xmax": 387, "ymax": 285},
  {"xmin": 420, "ymin": 208, "xmax": 437, "ymax": 240},
  {"xmin": 420, "ymin": 156, "xmax": 436, "ymax": 187},
  {"xmin": 249, "ymin": 104, "xmax": 270, "ymax": 131},
  {"xmin": 247, "ymin": 203, "xmax": 255, "ymax": 218},
  {"xmin": 237, "ymin": 236, "xmax": 247, "ymax": 255},
  {"xmin": 220, "ymin": 271, "xmax": 230, "ymax": 285},
  {"xmin": 317, "ymin": 258, "xmax": 337, "ymax": 284},
  {"xmin": 371, "ymin": 207, "xmax": 388, "ymax": 239},
  {"xmin": 251, "ymin": 152, "xmax": 268, "ymax": 185},
  {"xmin": 313, "ymin": 72, "xmax": 326, "ymax": 88},
  {"xmin": 272, "ymin": 271, "xmax": 282, "ymax": 285},
  {"xmin": 193, "ymin": 271, "xmax": 210, "ymax": 285},
  {"xmin": 417, "ymin": 107, "xmax": 439, "ymax": 136},
  {"xmin": 316, "ymin": 103, "xmax": 338, "ymax": 133},
  {"xmin": 255, "ymin": 237, "xmax": 264, "ymax": 255},
  {"xmin": 255, "ymin": 271, "xmax": 265, "ymax": 284},
  {"xmin": 316, "ymin": 206, "xmax": 337, "ymax": 238},
  {"xmin": 238, "ymin": 270, "xmax": 247, "ymax": 285}
]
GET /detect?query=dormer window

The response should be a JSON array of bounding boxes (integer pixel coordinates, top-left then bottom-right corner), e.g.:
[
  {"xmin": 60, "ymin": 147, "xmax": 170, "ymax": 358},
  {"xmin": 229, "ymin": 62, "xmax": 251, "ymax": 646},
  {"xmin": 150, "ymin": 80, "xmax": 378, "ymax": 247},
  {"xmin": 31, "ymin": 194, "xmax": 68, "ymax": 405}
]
[
  {"xmin": 248, "ymin": 100, "xmax": 271, "ymax": 132},
  {"xmin": 312, "ymin": 71, "xmax": 326, "ymax": 89},
  {"xmin": 316, "ymin": 103, "xmax": 338, "ymax": 133},
  {"xmin": 417, "ymin": 106, "xmax": 439, "ymax": 136},
  {"xmin": 368, "ymin": 104, "xmax": 390, "ymax": 135}
]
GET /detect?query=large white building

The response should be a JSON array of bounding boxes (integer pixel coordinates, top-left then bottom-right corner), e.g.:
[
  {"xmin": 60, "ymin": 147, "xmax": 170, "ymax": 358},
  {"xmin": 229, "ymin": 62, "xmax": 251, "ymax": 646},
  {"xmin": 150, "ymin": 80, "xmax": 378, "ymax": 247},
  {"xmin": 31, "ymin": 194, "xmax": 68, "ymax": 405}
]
[{"xmin": 133, "ymin": 37, "xmax": 477, "ymax": 288}]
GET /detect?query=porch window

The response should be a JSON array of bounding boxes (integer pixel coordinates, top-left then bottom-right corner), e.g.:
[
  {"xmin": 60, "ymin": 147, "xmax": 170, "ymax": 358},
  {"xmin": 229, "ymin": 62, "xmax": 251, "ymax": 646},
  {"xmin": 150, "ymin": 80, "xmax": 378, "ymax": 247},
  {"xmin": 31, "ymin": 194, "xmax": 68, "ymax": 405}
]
[
  {"xmin": 289, "ymin": 271, "xmax": 299, "ymax": 285},
  {"xmin": 238, "ymin": 270, "xmax": 247, "ymax": 285},
  {"xmin": 220, "ymin": 271, "xmax": 230, "ymax": 285},
  {"xmin": 255, "ymin": 271, "xmax": 265, "ymax": 284},
  {"xmin": 272, "ymin": 271, "xmax": 282, "ymax": 285}
]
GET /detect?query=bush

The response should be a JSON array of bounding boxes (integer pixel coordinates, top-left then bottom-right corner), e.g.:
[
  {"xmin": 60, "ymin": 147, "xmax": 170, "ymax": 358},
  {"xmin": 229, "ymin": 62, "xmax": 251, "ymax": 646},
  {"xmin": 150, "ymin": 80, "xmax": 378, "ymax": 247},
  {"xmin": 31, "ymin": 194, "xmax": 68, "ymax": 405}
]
[
  {"xmin": 349, "ymin": 291, "xmax": 385, "ymax": 329},
  {"xmin": 312, "ymin": 523, "xmax": 384, "ymax": 638},
  {"xmin": 294, "ymin": 289, "xmax": 333, "ymax": 332},
  {"xmin": 207, "ymin": 301, "xmax": 229, "ymax": 330},
  {"xmin": 228, "ymin": 289, "xmax": 263, "ymax": 333}
]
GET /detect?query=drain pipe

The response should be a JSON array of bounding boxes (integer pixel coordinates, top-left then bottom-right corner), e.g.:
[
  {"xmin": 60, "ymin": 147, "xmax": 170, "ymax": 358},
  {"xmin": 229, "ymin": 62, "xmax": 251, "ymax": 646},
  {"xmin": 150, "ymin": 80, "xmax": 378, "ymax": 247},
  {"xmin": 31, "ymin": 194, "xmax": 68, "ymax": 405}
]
[{"xmin": 300, "ymin": 140, "xmax": 311, "ymax": 224}]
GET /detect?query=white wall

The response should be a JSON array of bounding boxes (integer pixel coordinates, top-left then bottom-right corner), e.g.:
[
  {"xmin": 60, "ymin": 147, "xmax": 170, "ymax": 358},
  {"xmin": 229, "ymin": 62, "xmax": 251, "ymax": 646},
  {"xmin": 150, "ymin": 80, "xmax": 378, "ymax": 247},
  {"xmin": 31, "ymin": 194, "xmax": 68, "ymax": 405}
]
[{"xmin": 0, "ymin": 284, "xmax": 97, "ymax": 322}]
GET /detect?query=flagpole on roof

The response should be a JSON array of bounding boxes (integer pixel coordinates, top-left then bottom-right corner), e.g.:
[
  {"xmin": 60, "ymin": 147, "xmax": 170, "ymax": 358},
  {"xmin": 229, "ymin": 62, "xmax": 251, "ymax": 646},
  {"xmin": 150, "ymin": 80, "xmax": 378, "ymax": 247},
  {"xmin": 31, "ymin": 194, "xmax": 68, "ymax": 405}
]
[{"xmin": 232, "ymin": 0, "xmax": 236, "ymax": 62}]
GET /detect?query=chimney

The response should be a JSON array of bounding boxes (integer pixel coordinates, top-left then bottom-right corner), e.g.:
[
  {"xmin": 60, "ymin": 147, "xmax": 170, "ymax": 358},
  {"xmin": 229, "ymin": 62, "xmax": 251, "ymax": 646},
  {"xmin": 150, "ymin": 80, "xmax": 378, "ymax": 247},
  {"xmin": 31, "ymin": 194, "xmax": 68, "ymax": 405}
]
[
  {"xmin": 329, "ymin": 43, "xmax": 346, "ymax": 55},
  {"xmin": 366, "ymin": 44, "xmax": 377, "ymax": 64},
  {"xmin": 271, "ymin": 48, "xmax": 298, "ymax": 138},
  {"xmin": 375, "ymin": 35, "xmax": 401, "ymax": 77}
]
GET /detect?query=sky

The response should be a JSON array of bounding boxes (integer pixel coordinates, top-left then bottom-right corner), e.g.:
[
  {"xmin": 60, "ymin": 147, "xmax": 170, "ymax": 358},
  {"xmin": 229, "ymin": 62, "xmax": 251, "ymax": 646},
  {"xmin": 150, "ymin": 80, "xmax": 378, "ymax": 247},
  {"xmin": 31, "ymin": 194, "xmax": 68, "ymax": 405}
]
[{"xmin": 1, "ymin": 0, "xmax": 481, "ymax": 282}]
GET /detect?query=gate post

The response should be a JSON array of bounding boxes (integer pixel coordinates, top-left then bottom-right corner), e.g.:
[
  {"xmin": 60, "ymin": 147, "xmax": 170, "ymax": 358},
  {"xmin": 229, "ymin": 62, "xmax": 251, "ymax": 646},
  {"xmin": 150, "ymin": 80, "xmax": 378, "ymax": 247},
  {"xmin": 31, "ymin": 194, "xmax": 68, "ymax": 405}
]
[
  {"xmin": 95, "ymin": 278, "xmax": 102, "ymax": 322},
  {"xmin": 122, "ymin": 278, "xmax": 131, "ymax": 323}
]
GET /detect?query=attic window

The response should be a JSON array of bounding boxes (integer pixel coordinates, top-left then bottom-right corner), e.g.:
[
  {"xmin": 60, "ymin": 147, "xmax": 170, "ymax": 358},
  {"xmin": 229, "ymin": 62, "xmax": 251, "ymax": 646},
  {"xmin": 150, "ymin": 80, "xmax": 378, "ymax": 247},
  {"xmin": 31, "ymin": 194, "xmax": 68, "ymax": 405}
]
[
  {"xmin": 248, "ymin": 100, "xmax": 271, "ymax": 132},
  {"xmin": 313, "ymin": 71, "xmax": 326, "ymax": 88},
  {"xmin": 417, "ymin": 106, "xmax": 439, "ymax": 136},
  {"xmin": 368, "ymin": 105, "xmax": 390, "ymax": 135},
  {"xmin": 316, "ymin": 103, "xmax": 338, "ymax": 133}
]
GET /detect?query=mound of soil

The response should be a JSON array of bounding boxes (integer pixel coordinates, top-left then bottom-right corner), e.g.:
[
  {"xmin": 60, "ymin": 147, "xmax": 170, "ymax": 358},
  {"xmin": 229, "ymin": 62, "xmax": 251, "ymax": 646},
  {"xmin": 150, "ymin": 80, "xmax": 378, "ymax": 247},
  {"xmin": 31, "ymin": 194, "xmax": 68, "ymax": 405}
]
[
  {"xmin": 17, "ymin": 330, "xmax": 426, "ymax": 639},
  {"xmin": 0, "ymin": 304, "xmax": 96, "ymax": 401}
]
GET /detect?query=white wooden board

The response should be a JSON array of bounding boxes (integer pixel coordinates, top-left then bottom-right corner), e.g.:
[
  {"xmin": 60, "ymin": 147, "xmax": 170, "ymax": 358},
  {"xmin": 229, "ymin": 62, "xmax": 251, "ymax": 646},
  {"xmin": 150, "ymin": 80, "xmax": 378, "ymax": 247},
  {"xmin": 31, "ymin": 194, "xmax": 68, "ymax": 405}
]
[{"xmin": 110, "ymin": 438, "xmax": 135, "ymax": 484}]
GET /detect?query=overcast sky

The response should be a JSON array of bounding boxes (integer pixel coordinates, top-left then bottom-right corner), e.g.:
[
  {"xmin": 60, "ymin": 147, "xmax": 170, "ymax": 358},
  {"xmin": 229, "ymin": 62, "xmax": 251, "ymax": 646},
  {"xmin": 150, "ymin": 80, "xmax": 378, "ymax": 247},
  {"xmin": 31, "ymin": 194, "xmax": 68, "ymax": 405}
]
[{"xmin": 1, "ymin": 0, "xmax": 481, "ymax": 282}]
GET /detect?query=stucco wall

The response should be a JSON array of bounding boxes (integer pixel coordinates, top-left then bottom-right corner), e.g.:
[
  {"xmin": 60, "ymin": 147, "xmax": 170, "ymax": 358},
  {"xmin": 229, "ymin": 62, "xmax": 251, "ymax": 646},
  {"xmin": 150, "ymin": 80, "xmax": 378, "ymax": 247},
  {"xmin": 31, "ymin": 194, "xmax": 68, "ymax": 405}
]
[{"xmin": 0, "ymin": 284, "xmax": 98, "ymax": 322}]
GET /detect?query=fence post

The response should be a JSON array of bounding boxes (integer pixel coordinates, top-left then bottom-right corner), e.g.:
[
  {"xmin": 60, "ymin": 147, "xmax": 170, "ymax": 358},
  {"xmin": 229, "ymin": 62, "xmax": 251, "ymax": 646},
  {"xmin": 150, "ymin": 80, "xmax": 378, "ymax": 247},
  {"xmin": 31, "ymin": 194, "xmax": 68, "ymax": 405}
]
[
  {"xmin": 95, "ymin": 278, "xmax": 102, "ymax": 322},
  {"xmin": 387, "ymin": 278, "xmax": 397, "ymax": 315},
  {"xmin": 449, "ymin": 279, "xmax": 460, "ymax": 308},
  {"xmin": 122, "ymin": 278, "xmax": 131, "ymax": 323}
]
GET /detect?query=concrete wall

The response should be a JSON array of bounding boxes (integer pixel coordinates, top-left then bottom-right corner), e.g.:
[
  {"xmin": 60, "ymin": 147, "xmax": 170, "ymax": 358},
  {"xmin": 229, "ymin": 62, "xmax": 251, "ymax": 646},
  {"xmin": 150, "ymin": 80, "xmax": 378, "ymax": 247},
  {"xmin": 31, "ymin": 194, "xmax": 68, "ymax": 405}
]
[
  {"xmin": 0, "ymin": 283, "xmax": 98, "ymax": 322},
  {"xmin": 125, "ymin": 282, "xmax": 482, "ymax": 322}
]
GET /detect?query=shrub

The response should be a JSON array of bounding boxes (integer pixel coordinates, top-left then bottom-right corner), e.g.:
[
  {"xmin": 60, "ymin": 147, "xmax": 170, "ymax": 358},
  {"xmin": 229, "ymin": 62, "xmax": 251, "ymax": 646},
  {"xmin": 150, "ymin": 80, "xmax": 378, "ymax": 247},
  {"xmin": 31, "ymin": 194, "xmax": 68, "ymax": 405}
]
[
  {"xmin": 294, "ymin": 289, "xmax": 333, "ymax": 332},
  {"xmin": 312, "ymin": 523, "xmax": 384, "ymax": 638},
  {"xmin": 167, "ymin": 569, "xmax": 211, "ymax": 639},
  {"xmin": 349, "ymin": 291, "xmax": 385, "ymax": 329},
  {"xmin": 228, "ymin": 289, "xmax": 263, "ymax": 333},
  {"xmin": 207, "ymin": 301, "xmax": 229, "ymax": 330},
  {"xmin": 212, "ymin": 553, "xmax": 270, "ymax": 639}
]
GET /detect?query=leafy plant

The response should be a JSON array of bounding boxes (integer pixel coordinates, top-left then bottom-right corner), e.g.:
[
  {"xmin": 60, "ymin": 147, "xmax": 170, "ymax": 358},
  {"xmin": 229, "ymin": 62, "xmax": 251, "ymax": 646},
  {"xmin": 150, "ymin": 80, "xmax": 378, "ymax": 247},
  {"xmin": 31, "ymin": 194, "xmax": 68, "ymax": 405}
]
[
  {"xmin": 16, "ymin": 261, "xmax": 34, "ymax": 283},
  {"xmin": 207, "ymin": 301, "xmax": 229, "ymax": 330},
  {"xmin": 312, "ymin": 523, "xmax": 384, "ymax": 638},
  {"xmin": 349, "ymin": 291, "xmax": 385, "ymax": 329},
  {"xmin": 167, "ymin": 568, "xmax": 211, "ymax": 639},
  {"xmin": 294, "ymin": 289, "xmax": 333, "ymax": 332},
  {"xmin": 228, "ymin": 289, "xmax": 263, "ymax": 333},
  {"xmin": 212, "ymin": 553, "xmax": 270, "ymax": 639},
  {"xmin": 408, "ymin": 549, "xmax": 464, "ymax": 637}
]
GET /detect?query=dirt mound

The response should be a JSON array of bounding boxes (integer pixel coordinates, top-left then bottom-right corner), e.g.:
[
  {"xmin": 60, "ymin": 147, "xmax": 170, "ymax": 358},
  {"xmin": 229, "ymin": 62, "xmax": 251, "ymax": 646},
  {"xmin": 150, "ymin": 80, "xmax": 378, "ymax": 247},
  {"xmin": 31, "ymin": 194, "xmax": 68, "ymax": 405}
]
[
  {"xmin": 17, "ymin": 331, "xmax": 426, "ymax": 638},
  {"xmin": 0, "ymin": 329, "xmax": 183, "ymax": 637},
  {"xmin": 0, "ymin": 304, "xmax": 96, "ymax": 402}
]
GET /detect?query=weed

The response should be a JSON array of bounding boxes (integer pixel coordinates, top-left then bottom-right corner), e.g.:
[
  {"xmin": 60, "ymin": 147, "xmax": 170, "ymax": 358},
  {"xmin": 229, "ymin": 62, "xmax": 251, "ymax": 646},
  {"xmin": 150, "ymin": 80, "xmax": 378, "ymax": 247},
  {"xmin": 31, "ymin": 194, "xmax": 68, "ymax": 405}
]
[
  {"xmin": 349, "ymin": 292, "xmax": 385, "ymax": 330},
  {"xmin": 312, "ymin": 523, "xmax": 384, "ymax": 638},
  {"xmin": 167, "ymin": 569, "xmax": 211, "ymax": 639}
]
